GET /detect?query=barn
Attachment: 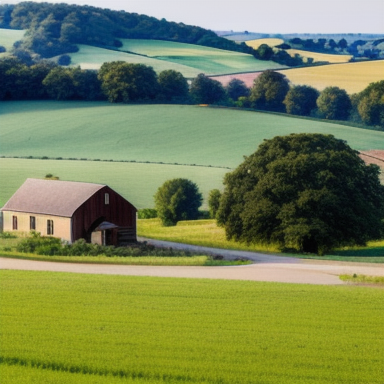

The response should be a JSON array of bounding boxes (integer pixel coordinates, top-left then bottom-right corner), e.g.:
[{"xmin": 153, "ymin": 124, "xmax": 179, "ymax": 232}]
[{"xmin": 1, "ymin": 178, "xmax": 137, "ymax": 245}]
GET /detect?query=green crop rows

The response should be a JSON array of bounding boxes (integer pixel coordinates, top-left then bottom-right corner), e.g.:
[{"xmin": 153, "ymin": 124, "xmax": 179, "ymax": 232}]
[{"xmin": 1, "ymin": 271, "xmax": 383, "ymax": 383}]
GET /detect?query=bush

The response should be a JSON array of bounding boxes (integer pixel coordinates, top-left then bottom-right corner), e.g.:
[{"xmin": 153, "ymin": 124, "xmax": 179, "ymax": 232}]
[
  {"xmin": 138, "ymin": 208, "xmax": 158, "ymax": 219},
  {"xmin": 58, "ymin": 54, "xmax": 71, "ymax": 66}
]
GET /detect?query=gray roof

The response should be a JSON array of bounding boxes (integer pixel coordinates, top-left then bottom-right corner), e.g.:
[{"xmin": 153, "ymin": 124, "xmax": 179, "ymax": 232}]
[{"xmin": 2, "ymin": 178, "xmax": 106, "ymax": 217}]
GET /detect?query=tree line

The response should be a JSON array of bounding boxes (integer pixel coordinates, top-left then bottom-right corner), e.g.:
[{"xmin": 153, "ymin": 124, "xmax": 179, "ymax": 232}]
[{"xmin": 1, "ymin": 57, "xmax": 383, "ymax": 129}]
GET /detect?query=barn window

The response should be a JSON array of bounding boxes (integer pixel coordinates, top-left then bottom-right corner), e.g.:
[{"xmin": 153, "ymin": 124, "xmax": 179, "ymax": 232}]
[
  {"xmin": 47, "ymin": 220, "xmax": 54, "ymax": 235},
  {"xmin": 12, "ymin": 216, "xmax": 18, "ymax": 230},
  {"xmin": 30, "ymin": 216, "xmax": 36, "ymax": 230},
  {"xmin": 105, "ymin": 193, "xmax": 110, "ymax": 205}
]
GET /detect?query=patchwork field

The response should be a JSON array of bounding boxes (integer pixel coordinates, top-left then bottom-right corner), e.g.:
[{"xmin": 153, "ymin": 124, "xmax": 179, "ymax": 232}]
[
  {"xmin": 68, "ymin": 44, "xmax": 201, "ymax": 77},
  {"xmin": 0, "ymin": 28, "xmax": 25, "ymax": 57},
  {"xmin": 279, "ymin": 60, "xmax": 384, "ymax": 93},
  {"xmin": 213, "ymin": 60, "xmax": 384, "ymax": 93},
  {"xmin": 244, "ymin": 37, "xmax": 284, "ymax": 49},
  {"xmin": 285, "ymin": 49, "xmax": 352, "ymax": 63},
  {"xmin": 118, "ymin": 39, "xmax": 286, "ymax": 75},
  {"xmin": 1, "ymin": 270, "xmax": 383, "ymax": 384}
]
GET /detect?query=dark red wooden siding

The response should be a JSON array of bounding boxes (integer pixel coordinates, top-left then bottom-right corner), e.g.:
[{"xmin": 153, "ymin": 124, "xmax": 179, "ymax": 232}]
[{"xmin": 71, "ymin": 186, "xmax": 137, "ymax": 242}]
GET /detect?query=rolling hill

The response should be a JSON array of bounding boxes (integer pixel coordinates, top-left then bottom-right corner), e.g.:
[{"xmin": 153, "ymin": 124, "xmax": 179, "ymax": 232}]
[{"xmin": 1, "ymin": 101, "xmax": 383, "ymax": 208}]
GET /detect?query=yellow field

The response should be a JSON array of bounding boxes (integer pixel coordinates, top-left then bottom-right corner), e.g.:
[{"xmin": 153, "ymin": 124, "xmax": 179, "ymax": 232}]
[
  {"xmin": 245, "ymin": 38, "xmax": 284, "ymax": 49},
  {"xmin": 286, "ymin": 49, "xmax": 352, "ymax": 63},
  {"xmin": 279, "ymin": 60, "xmax": 384, "ymax": 94}
]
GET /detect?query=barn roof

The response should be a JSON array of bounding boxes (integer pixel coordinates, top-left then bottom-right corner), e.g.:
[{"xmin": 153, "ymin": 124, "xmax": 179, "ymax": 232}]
[{"xmin": 1, "ymin": 178, "xmax": 106, "ymax": 217}]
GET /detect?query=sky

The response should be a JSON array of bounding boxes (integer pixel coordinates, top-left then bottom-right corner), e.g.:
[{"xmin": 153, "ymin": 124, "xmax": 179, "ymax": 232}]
[{"xmin": 2, "ymin": 0, "xmax": 384, "ymax": 34}]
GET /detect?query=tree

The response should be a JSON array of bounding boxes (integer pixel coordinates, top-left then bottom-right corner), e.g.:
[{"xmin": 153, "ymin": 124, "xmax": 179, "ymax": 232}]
[
  {"xmin": 208, "ymin": 189, "xmax": 222, "ymax": 219},
  {"xmin": 98, "ymin": 62, "xmax": 159, "ymax": 102},
  {"xmin": 42, "ymin": 66, "xmax": 76, "ymax": 100},
  {"xmin": 158, "ymin": 69, "xmax": 189, "ymax": 101},
  {"xmin": 356, "ymin": 81, "xmax": 384, "ymax": 127},
  {"xmin": 217, "ymin": 133, "xmax": 384, "ymax": 255},
  {"xmin": 189, "ymin": 74, "xmax": 227, "ymax": 104},
  {"xmin": 154, "ymin": 179, "xmax": 203, "ymax": 226},
  {"xmin": 257, "ymin": 44, "xmax": 273, "ymax": 60},
  {"xmin": 226, "ymin": 79, "xmax": 250, "ymax": 101},
  {"xmin": 316, "ymin": 86, "xmax": 351, "ymax": 120},
  {"xmin": 249, "ymin": 70, "xmax": 289, "ymax": 112},
  {"xmin": 283, "ymin": 85, "xmax": 319, "ymax": 116}
]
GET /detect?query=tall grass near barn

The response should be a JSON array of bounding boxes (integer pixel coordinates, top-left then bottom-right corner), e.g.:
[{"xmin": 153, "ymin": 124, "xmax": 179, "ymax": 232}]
[{"xmin": 1, "ymin": 271, "xmax": 383, "ymax": 384}]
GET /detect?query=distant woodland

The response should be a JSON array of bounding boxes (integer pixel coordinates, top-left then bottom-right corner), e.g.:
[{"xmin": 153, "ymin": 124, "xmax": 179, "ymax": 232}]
[{"xmin": 0, "ymin": 2, "xmax": 254, "ymax": 58}]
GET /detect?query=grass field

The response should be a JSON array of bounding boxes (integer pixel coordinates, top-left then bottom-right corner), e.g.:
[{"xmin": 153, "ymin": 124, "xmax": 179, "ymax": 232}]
[
  {"xmin": 1, "ymin": 270, "xmax": 383, "ymax": 384},
  {"xmin": 118, "ymin": 39, "xmax": 287, "ymax": 75},
  {"xmin": 138, "ymin": 219, "xmax": 384, "ymax": 261},
  {"xmin": 0, "ymin": 158, "xmax": 227, "ymax": 209},
  {"xmin": 285, "ymin": 49, "xmax": 352, "ymax": 63},
  {"xmin": 245, "ymin": 38, "xmax": 284, "ymax": 49},
  {"xmin": 2, "ymin": 102, "xmax": 383, "ymax": 168},
  {"xmin": 279, "ymin": 60, "xmax": 384, "ymax": 93},
  {"xmin": 68, "ymin": 44, "xmax": 202, "ymax": 77},
  {"xmin": 0, "ymin": 28, "xmax": 25, "ymax": 57}
]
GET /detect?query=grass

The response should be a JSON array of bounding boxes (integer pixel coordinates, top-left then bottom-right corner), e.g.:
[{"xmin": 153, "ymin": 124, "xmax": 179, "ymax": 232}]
[
  {"xmin": 0, "ymin": 158, "xmax": 227, "ymax": 209},
  {"xmin": 1, "ymin": 270, "xmax": 383, "ymax": 383},
  {"xmin": 68, "ymin": 44, "xmax": 201, "ymax": 77},
  {"xmin": 118, "ymin": 39, "xmax": 287, "ymax": 75},
  {"xmin": 137, "ymin": 219, "xmax": 384, "ymax": 262},
  {"xmin": 278, "ymin": 60, "xmax": 384, "ymax": 93},
  {"xmin": 339, "ymin": 274, "xmax": 384, "ymax": 285},
  {"xmin": 1, "ymin": 102, "xmax": 383, "ymax": 169},
  {"xmin": 0, "ymin": 28, "xmax": 25, "ymax": 57}
]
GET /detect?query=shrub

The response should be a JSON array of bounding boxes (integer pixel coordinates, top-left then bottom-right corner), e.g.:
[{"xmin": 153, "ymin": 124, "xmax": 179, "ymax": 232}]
[{"xmin": 138, "ymin": 208, "xmax": 158, "ymax": 219}]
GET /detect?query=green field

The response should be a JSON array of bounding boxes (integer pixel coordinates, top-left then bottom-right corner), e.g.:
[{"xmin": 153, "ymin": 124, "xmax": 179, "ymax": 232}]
[
  {"xmin": 2, "ymin": 101, "xmax": 384, "ymax": 208},
  {"xmin": 0, "ymin": 28, "xmax": 25, "ymax": 57},
  {"xmin": 118, "ymin": 39, "xmax": 286, "ymax": 75},
  {"xmin": 69, "ymin": 44, "xmax": 202, "ymax": 77},
  {"xmin": 0, "ymin": 158, "xmax": 227, "ymax": 209},
  {"xmin": 1, "ymin": 270, "xmax": 383, "ymax": 384},
  {"xmin": 2, "ymin": 102, "xmax": 383, "ymax": 168}
]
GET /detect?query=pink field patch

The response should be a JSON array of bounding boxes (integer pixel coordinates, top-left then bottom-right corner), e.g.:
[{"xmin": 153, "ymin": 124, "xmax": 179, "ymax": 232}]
[
  {"xmin": 359, "ymin": 150, "xmax": 384, "ymax": 169},
  {"xmin": 209, "ymin": 72, "xmax": 262, "ymax": 88}
]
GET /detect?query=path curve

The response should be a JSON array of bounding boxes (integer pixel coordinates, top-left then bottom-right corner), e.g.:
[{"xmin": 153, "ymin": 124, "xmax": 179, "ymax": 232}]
[{"xmin": 1, "ymin": 238, "xmax": 383, "ymax": 285}]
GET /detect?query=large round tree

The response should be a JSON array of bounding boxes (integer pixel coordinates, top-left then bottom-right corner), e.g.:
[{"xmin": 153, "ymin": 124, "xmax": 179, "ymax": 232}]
[
  {"xmin": 154, "ymin": 178, "xmax": 203, "ymax": 226},
  {"xmin": 217, "ymin": 134, "xmax": 384, "ymax": 254}
]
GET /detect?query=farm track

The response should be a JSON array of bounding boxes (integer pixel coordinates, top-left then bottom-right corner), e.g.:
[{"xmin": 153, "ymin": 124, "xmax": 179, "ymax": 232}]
[{"xmin": 1, "ymin": 238, "xmax": 383, "ymax": 285}]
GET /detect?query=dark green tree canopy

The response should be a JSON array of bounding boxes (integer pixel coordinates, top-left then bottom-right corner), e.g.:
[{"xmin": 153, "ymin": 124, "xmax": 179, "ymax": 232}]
[
  {"xmin": 189, "ymin": 74, "xmax": 227, "ymax": 104},
  {"xmin": 249, "ymin": 70, "xmax": 289, "ymax": 112},
  {"xmin": 154, "ymin": 178, "xmax": 203, "ymax": 226},
  {"xmin": 226, "ymin": 79, "xmax": 250, "ymax": 101},
  {"xmin": 158, "ymin": 69, "xmax": 189, "ymax": 101},
  {"xmin": 316, "ymin": 86, "xmax": 352, "ymax": 120},
  {"xmin": 98, "ymin": 61, "xmax": 159, "ymax": 102},
  {"xmin": 283, "ymin": 85, "xmax": 319, "ymax": 116},
  {"xmin": 217, "ymin": 133, "xmax": 384, "ymax": 254}
]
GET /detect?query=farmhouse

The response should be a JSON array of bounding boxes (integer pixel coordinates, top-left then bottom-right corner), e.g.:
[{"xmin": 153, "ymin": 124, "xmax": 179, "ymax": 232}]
[{"xmin": 1, "ymin": 178, "xmax": 137, "ymax": 245}]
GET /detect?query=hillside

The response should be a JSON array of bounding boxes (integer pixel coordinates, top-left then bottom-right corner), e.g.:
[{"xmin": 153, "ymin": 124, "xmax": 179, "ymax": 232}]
[
  {"xmin": 0, "ymin": 2, "xmax": 253, "ymax": 58},
  {"xmin": 1, "ymin": 101, "xmax": 384, "ymax": 208}
]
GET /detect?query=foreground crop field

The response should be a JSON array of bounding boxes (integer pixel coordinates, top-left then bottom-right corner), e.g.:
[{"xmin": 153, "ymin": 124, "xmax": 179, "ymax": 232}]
[
  {"xmin": 0, "ymin": 158, "xmax": 227, "ymax": 209},
  {"xmin": 2, "ymin": 102, "xmax": 383, "ymax": 169},
  {"xmin": 1, "ymin": 270, "xmax": 383, "ymax": 384}
]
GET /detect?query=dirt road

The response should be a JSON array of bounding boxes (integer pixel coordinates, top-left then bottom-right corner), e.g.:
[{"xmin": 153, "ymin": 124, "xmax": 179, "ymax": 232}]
[{"xmin": 1, "ymin": 238, "xmax": 383, "ymax": 285}]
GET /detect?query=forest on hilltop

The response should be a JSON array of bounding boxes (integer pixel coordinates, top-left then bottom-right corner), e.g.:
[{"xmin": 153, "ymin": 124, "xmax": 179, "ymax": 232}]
[{"xmin": 0, "ymin": 1, "xmax": 254, "ymax": 58}]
